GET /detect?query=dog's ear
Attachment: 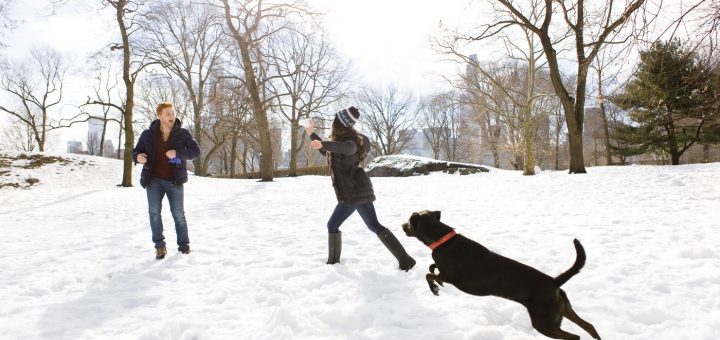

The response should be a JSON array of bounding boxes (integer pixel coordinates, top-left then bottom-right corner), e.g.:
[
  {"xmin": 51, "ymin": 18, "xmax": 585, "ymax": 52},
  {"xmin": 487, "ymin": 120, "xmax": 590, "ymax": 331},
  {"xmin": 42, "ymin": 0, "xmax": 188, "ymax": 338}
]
[
  {"xmin": 432, "ymin": 210, "xmax": 441, "ymax": 221},
  {"xmin": 409, "ymin": 212, "xmax": 419, "ymax": 227}
]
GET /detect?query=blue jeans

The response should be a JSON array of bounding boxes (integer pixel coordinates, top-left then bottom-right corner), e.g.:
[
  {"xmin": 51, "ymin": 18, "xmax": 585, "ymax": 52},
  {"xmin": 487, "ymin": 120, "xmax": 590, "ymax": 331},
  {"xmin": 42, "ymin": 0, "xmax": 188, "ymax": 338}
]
[
  {"xmin": 327, "ymin": 202, "xmax": 387, "ymax": 234},
  {"xmin": 146, "ymin": 177, "xmax": 189, "ymax": 250}
]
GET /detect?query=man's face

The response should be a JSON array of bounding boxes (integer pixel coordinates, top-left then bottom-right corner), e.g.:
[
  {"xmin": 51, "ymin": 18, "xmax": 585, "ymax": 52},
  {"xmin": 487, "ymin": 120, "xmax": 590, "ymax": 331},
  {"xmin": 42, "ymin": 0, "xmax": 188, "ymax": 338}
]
[{"xmin": 159, "ymin": 107, "xmax": 176, "ymax": 128}]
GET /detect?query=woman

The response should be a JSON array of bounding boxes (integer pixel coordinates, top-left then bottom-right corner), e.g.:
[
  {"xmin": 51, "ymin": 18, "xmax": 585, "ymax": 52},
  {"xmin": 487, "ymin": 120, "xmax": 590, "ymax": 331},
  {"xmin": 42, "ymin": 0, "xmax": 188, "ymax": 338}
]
[
  {"xmin": 132, "ymin": 102, "xmax": 200, "ymax": 260},
  {"xmin": 305, "ymin": 106, "xmax": 416, "ymax": 271}
]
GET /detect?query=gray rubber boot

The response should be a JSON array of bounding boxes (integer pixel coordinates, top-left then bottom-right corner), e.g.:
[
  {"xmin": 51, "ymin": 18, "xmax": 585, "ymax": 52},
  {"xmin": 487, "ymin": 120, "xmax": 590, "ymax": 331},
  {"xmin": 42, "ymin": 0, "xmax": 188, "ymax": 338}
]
[
  {"xmin": 377, "ymin": 229, "xmax": 416, "ymax": 271},
  {"xmin": 327, "ymin": 232, "xmax": 342, "ymax": 264}
]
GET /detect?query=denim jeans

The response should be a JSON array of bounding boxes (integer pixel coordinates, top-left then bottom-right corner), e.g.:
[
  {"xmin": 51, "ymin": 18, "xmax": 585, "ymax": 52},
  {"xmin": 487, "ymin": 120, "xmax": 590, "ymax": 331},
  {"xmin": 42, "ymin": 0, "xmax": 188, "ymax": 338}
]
[
  {"xmin": 327, "ymin": 202, "xmax": 387, "ymax": 234},
  {"xmin": 146, "ymin": 177, "xmax": 189, "ymax": 250}
]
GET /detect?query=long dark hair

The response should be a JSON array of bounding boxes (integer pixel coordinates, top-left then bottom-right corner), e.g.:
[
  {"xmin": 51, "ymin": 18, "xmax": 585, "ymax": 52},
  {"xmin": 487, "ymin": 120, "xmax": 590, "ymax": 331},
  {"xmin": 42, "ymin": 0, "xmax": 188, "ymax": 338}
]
[{"xmin": 329, "ymin": 118, "xmax": 366, "ymax": 162}]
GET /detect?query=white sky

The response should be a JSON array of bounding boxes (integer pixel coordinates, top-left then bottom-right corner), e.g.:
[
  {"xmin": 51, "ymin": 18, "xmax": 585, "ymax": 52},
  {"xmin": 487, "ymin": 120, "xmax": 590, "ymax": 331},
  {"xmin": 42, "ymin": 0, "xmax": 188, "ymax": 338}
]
[
  {"xmin": 0, "ymin": 0, "xmax": 709, "ymax": 151},
  {"xmin": 309, "ymin": 0, "xmax": 469, "ymax": 95},
  {"xmin": 1, "ymin": 0, "xmax": 473, "ymax": 150},
  {"xmin": 3, "ymin": 0, "xmax": 470, "ymax": 94}
]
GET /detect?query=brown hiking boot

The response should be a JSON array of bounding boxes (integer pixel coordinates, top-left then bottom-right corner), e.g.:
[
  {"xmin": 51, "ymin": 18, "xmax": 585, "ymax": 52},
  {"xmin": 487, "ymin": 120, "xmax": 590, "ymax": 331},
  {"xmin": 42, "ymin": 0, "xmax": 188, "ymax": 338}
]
[{"xmin": 155, "ymin": 246, "xmax": 167, "ymax": 260}]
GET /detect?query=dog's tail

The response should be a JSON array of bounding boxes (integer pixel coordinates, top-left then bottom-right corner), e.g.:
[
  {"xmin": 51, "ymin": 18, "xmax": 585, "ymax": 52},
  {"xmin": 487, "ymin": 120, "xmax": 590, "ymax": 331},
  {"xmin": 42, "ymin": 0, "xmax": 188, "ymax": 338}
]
[{"xmin": 553, "ymin": 239, "xmax": 586, "ymax": 287}]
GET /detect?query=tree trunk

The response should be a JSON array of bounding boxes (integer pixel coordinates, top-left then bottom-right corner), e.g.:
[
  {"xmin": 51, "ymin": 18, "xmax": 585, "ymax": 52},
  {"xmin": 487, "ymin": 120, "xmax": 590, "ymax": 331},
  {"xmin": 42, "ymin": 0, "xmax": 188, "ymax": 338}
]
[
  {"xmin": 117, "ymin": 114, "xmax": 124, "ymax": 159},
  {"xmin": 597, "ymin": 70, "xmax": 612, "ymax": 165},
  {"xmin": 523, "ymin": 122, "xmax": 535, "ymax": 175},
  {"xmin": 567, "ymin": 122, "xmax": 585, "ymax": 172},
  {"xmin": 230, "ymin": 131, "xmax": 238, "ymax": 177},
  {"xmin": 193, "ymin": 107, "xmax": 204, "ymax": 176},
  {"xmin": 671, "ymin": 152, "xmax": 680, "ymax": 165},
  {"xmin": 569, "ymin": 68, "xmax": 588, "ymax": 173},
  {"xmin": 288, "ymin": 123, "xmax": 299, "ymax": 177},
  {"xmin": 117, "ymin": 2, "xmax": 135, "ymax": 187},
  {"xmin": 223, "ymin": 1, "xmax": 274, "ymax": 182},
  {"xmin": 539, "ymin": 35, "xmax": 587, "ymax": 173},
  {"xmin": 492, "ymin": 126, "xmax": 501, "ymax": 168},
  {"xmin": 99, "ymin": 120, "xmax": 107, "ymax": 157},
  {"xmin": 555, "ymin": 139, "xmax": 560, "ymax": 170},
  {"xmin": 241, "ymin": 142, "xmax": 248, "ymax": 175},
  {"xmin": 667, "ymin": 122, "xmax": 680, "ymax": 165},
  {"xmin": 38, "ymin": 109, "xmax": 47, "ymax": 152}
]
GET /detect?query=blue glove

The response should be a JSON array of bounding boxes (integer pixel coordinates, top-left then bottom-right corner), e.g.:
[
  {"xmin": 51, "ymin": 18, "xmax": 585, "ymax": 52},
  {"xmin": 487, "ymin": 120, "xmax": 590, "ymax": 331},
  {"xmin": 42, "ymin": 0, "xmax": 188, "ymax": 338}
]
[{"xmin": 168, "ymin": 157, "xmax": 181, "ymax": 165}]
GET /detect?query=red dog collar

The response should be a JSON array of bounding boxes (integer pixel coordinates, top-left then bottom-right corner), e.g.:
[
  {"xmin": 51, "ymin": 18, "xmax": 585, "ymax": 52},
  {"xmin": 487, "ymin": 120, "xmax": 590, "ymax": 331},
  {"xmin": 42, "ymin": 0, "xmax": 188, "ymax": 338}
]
[{"xmin": 429, "ymin": 231, "xmax": 457, "ymax": 251}]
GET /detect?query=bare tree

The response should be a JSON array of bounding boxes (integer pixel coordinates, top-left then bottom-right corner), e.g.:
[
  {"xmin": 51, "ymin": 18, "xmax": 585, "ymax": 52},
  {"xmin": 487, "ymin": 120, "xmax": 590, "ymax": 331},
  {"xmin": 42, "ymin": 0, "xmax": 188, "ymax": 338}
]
[
  {"xmin": 136, "ymin": 76, "xmax": 192, "ymax": 125},
  {"xmin": 0, "ymin": 48, "xmax": 82, "ymax": 151},
  {"xmin": 440, "ymin": 0, "xmax": 556, "ymax": 174},
  {"xmin": 221, "ymin": 0, "xmax": 314, "ymax": 181},
  {"xmin": 267, "ymin": 28, "xmax": 348, "ymax": 176},
  {"xmin": 84, "ymin": 63, "xmax": 124, "ymax": 158},
  {"xmin": 87, "ymin": 128, "xmax": 101, "ymax": 155},
  {"xmin": 458, "ymin": 56, "xmax": 503, "ymax": 168},
  {"xmin": 1, "ymin": 116, "xmax": 36, "ymax": 152},
  {"xmin": 591, "ymin": 57, "xmax": 613, "ymax": 165},
  {"xmin": 142, "ymin": 0, "xmax": 228, "ymax": 176},
  {"xmin": 216, "ymin": 78, "xmax": 254, "ymax": 177},
  {"xmin": 419, "ymin": 91, "xmax": 472, "ymax": 162},
  {"xmin": 89, "ymin": 0, "xmax": 156, "ymax": 186},
  {"xmin": 549, "ymin": 103, "xmax": 566, "ymax": 169},
  {"xmin": 419, "ymin": 94, "xmax": 449, "ymax": 160},
  {"xmin": 472, "ymin": 0, "xmax": 649, "ymax": 173},
  {"xmin": 356, "ymin": 85, "xmax": 417, "ymax": 156},
  {"xmin": 455, "ymin": 59, "xmax": 555, "ymax": 173},
  {"xmin": 84, "ymin": 51, "xmax": 130, "ymax": 159},
  {"xmin": 656, "ymin": 0, "xmax": 720, "ymax": 53}
]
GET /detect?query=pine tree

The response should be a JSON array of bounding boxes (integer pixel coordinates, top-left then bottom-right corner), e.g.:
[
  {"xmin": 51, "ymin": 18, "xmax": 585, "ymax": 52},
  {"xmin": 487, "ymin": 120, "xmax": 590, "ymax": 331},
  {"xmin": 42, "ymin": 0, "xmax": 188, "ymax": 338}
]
[{"xmin": 611, "ymin": 40, "xmax": 717, "ymax": 165}]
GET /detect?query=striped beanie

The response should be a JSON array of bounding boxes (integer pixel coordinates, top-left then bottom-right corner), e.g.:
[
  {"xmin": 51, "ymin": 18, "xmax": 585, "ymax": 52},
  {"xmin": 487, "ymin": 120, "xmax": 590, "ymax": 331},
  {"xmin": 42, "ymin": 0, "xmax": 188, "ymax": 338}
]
[{"xmin": 336, "ymin": 107, "xmax": 359, "ymax": 128}]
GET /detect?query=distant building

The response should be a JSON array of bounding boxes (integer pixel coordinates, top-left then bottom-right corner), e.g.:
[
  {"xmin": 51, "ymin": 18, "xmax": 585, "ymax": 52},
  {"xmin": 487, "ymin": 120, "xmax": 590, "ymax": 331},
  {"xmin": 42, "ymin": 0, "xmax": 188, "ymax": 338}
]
[
  {"xmin": 403, "ymin": 128, "xmax": 435, "ymax": 159},
  {"xmin": 88, "ymin": 117, "xmax": 104, "ymax": 136},
  {"xmin": 103, "ymin": 139, "xmax": 115, "ymax": 158},
  {"xmin": 67, "ymin": 141, "xmax": 84, "ymax": 154}
]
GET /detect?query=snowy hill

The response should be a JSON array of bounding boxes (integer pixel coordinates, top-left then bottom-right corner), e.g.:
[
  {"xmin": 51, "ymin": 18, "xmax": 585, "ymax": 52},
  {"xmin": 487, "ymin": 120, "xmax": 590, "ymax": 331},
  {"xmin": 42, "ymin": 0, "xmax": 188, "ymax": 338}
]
[{"xmin": 1, "ymin": 151, "xmax": 719, "ymax": 339}]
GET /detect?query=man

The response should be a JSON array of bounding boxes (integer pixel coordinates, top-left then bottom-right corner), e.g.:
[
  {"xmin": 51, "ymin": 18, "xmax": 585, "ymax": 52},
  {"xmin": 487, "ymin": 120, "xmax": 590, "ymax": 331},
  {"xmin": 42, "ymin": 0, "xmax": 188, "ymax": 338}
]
[{"xmin": 132, "ymin": 102, "xmax": 200, "ymax": 259}]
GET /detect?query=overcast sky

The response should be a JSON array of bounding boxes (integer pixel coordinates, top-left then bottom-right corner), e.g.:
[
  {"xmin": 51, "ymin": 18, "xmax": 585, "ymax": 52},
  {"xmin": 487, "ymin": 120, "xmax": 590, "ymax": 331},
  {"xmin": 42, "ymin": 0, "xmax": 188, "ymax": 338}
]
[
  {"xmin": 1, "ymin": 0, "xmax": 475, "ymax": 149},
  {"xmin": 3, "ymin": 0, "xmax": 470, "ymax": 95},
  {"xmin": 0, "ymin": 0, "xmax": 710, "ymax": 151}
]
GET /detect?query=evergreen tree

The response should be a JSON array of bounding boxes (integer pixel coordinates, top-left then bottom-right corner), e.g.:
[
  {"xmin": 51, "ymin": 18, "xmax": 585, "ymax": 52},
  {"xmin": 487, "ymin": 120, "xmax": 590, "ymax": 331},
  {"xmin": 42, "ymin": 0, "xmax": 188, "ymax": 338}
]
[{"xmin": 611, "ymin": 40, "xmax": 718, "ymax": 165}]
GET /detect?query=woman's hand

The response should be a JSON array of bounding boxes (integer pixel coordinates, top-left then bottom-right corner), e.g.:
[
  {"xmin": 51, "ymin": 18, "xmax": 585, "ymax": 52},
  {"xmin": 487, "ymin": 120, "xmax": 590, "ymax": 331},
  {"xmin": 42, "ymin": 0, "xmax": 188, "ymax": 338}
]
[
  {"xmin": 303, "ymin": 119, "xmax": 315, "ymax": 135},
  {"xmin": 310, "ymin": 140, "xmax": 323, "ymax": 150}
]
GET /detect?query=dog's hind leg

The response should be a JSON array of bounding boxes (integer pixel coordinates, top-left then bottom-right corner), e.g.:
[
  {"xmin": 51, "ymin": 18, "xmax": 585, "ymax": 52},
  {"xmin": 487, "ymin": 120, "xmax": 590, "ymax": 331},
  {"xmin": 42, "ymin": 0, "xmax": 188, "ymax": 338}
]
[
  {"xmin": 528, "ymin": 310, "xmax": 580, "ymax": 340},
  {"xmin": 426, "ymin": 273, "xmax": 444, "ymax": 295},
  {"xmin": 533, "ymin": 326, "xmax": 580, "ymax": 340},
  {"xmin": 560, "ymin": 290, "xmax": 601, "ymax": 339}
]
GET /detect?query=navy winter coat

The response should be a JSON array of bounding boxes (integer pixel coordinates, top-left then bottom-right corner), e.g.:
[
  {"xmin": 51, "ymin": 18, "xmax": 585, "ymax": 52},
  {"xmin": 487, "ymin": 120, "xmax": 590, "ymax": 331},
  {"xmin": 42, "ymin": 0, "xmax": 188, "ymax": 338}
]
[
  {"xmin": 132, "ymin": 119, "xmax": 200, "ymax": 188},
  {"xmin": 311, "ymin": 132, "xmax": 375, "ymax": 205}
]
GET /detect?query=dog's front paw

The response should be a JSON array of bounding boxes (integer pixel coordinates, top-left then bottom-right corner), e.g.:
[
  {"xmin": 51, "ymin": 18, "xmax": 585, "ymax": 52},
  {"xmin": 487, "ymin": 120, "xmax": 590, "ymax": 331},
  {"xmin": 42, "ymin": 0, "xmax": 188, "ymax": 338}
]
[{"xmin": 429, "ymin": 284, "xmax": 440, "ymax": 296}]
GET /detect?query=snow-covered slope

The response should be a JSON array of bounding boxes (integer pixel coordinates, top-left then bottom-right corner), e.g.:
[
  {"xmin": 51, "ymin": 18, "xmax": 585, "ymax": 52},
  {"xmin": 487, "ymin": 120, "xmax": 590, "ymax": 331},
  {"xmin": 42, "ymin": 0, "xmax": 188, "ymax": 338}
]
[{"xmin": 1, "ymin": 151, "xmax": 718, "ymax": 339}]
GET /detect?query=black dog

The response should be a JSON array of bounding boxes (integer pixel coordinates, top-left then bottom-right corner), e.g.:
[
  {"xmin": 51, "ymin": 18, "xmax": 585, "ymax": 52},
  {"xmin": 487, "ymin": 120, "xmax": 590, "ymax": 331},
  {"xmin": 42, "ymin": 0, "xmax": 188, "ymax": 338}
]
[{"xmin": 402, "ymin": 210, "xmax": 601, "ymax": 340}]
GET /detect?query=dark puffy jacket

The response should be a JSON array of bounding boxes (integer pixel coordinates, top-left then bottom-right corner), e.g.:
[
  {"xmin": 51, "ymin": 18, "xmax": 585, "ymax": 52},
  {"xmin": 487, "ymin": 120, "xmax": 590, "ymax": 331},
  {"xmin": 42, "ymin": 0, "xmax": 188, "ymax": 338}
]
[
  {"xmin": 311, "ymin": 132, "xmax": 375, "ymax": 205},
  {"xmin": 132, "ymin": 119, "xmax": 200, "ymax": 188}
]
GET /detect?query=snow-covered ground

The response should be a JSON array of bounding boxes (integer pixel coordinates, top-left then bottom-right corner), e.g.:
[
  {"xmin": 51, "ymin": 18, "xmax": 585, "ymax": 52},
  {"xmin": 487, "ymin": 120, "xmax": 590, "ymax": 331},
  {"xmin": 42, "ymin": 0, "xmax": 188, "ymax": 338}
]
[{"xmin": 1, "ymin": 151, "xmax": 718, "ymax": 340}]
